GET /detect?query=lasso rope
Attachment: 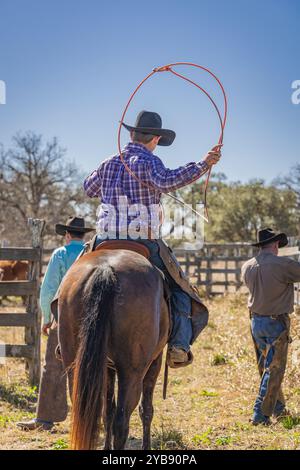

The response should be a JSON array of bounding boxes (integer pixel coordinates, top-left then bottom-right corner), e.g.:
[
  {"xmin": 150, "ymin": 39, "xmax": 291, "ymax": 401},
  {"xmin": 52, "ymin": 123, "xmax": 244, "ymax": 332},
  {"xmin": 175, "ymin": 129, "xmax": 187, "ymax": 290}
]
[{"xmin": 117, "ymin": 62, "xmax": 228, "ymax": 221}]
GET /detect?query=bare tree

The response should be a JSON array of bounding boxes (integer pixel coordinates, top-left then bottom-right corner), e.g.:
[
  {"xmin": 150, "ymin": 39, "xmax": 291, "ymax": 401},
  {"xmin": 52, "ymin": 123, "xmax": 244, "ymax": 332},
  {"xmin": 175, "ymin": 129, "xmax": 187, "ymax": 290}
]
[
  {"xmin": 0, "ymin": 132, "xmax": 91, "ymax": 245},
  {"xmin": 274, "ymin": 164, "xmax": 300, "ymax": 213}
]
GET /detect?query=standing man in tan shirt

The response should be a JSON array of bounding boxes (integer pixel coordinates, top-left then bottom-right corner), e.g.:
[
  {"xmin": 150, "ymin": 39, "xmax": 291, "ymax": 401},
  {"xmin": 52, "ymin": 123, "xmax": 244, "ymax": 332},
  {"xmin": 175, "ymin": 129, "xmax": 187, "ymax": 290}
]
[{"xmin": 242, "ymin": 228, "xmax": 300, "ymax": 425}]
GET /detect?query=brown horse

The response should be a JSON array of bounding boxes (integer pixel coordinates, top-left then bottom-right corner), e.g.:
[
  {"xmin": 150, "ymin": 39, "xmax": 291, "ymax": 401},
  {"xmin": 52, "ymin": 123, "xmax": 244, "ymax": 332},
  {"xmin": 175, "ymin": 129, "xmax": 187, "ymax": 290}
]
[{"xmin": 57, "ymin": 248, "xmax": 169, "ymax": 450}]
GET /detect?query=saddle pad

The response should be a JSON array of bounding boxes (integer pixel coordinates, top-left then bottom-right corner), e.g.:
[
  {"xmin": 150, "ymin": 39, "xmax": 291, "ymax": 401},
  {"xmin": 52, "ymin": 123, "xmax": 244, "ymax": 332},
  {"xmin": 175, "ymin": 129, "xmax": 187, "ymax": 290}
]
[{"xmin": 95, "ymin": 240, "xmax": 150, "ymax": 259}]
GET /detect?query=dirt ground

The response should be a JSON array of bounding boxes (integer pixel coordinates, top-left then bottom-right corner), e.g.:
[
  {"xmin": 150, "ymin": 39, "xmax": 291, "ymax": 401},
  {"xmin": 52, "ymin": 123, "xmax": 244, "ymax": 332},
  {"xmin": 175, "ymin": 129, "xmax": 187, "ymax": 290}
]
[{"xmin": 1, "ymin": 294, "xmax": 300, "ymax": 450}]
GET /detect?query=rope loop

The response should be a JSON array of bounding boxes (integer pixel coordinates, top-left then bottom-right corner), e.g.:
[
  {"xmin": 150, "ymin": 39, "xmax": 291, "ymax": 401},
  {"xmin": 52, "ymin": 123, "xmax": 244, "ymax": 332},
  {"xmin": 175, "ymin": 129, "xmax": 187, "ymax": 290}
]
[{"xmin": 118, "ymin": 62, "xmax": 228, "ymax": 221}]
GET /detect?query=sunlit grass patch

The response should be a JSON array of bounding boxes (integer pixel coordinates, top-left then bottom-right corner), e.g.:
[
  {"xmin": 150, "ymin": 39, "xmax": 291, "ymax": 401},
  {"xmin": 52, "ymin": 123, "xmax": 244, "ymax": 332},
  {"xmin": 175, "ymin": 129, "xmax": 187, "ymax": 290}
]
[
  {"xmin": 52, "ymin": 438, "xmax": 68, "ymax": 450},
  {"xmin": 0, "ymin": 410, "xmax": 34, "ymax": 424},
  {"xmin": 192, "ymin": 429, "xmax": 212, "ymax": 446},
  {"xmin": 0, "ymin": 381, "xmax": 37, "ymax": 410},
  {"xmin": 281, "ymin": 415, "xmax": 300, "ymax": 430},
  {"xmin": 152, "ymin": 424, "xmax": 186, "ymax": 450},
  {"xmin": 199, "ymin": 389, "xmax": 219, "ymax": 398},
  {"xmin": 232, "ymin": 421, "xmax": 252, "ymax": 432},
  {"xmin": 211, "ymin": 353, "xmax": 228, "ymax": 366},
  {"xmin": 227, "ymin": 293, "xmax": 248, "ymax": 310},
  {"xmin": 170, "ymin": 378, "xmax": 182, "ymax": 386},
  {"xmin": 236, "ymin": 347, "xmax": 250, "ymax": 358},
  {"xmin": 0, "ymin": 415, "xmax": 10, "ymax": 428},
  {"xmin": 215, "ymin": 435, "xmax": 233, "ymax": 446}
]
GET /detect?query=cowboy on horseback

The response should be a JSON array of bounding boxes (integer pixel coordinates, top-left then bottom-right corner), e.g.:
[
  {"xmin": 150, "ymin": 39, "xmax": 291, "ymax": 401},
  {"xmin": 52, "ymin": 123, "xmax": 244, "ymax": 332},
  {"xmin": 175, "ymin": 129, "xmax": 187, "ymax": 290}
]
[
  {"xmin": 83, "ymin": 110, "xmax": 221, "ymax": 367},
  {"xmin": 55, "ymin": 111, "xmax": 221, "ymax": 449}
]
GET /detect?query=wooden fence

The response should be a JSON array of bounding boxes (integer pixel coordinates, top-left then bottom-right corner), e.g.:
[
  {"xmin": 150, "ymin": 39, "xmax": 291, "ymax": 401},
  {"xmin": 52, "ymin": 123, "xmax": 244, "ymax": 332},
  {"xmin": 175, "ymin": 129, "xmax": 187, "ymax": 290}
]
[
  {"xmin": 42, "ymin": 241, "xmax": 300, "ymax": 299},
  {"xmin": 2, "ymin": 234, "xmax": 298, "ymax": 386},
  {"xmin": 174, "ymin": 243, "xmax": 256, "ymax": 296},
  {"xmin": 175, "ymin": 243, "xmax": 300, "ymax": 302},
  {"xmin": 0, "ymin": 219, "xmax": 45, "ymax": 385}
]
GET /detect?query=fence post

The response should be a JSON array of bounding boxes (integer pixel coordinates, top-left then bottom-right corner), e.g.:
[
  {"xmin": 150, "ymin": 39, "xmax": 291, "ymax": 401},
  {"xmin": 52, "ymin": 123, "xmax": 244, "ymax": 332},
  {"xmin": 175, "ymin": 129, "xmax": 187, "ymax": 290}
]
[
  {"xmin": 25, "ymin": 218, "xmax": 45, "ymax": 386},
  {"xmin": 206, "ymin": 247, "xmax": 212, "ymax": 296}
]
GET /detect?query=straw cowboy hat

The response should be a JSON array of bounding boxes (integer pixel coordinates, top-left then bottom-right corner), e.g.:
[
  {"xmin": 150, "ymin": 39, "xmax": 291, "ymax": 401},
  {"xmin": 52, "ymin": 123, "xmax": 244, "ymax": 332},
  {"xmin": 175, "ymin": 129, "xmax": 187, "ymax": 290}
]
[
  {"xmin": 55, "ymin": 216, "xmax": 94, "ymax": 236},
  {"xmin": 252, "ymin": 228, "xmax": 288, "ymax": 248},
  {"xmin": 122, "ymin": 110, "xmax": 176, "ymax": 146}
]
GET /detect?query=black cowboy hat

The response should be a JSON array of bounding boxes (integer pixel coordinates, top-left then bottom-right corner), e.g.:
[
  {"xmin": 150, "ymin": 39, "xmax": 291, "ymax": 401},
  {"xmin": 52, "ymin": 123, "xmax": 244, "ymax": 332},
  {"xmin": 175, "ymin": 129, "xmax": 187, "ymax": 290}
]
[
  {"xmin": 122, "ymin": 110, "xmax": 176, "ymax": 146},
  {"xmin": 55, "ymin": 216, "xmax": 94, "ymax": 236},
  {"xmin": 252, "ymin": 228, "xmax": 288, "ymax": 248}
]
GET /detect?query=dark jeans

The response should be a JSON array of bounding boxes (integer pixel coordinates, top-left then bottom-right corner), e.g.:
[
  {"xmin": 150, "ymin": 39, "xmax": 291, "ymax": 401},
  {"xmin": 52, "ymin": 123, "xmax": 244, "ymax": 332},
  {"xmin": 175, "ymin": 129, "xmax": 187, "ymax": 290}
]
[
  {"xmin": 251, "ymin": 315, "xmax": 286, "ymax": 419},
  {"xmin": 95, "ymin": 236, "xmax": 193, "ymax": 351}
]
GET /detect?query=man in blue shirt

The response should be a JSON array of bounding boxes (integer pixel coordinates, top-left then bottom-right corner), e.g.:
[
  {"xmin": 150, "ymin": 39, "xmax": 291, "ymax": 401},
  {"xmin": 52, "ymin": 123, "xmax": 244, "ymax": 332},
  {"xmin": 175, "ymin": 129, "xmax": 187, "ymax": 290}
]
[{"xmin": 17, "ymin": 217, "xmax": 94, "ymax": 431}]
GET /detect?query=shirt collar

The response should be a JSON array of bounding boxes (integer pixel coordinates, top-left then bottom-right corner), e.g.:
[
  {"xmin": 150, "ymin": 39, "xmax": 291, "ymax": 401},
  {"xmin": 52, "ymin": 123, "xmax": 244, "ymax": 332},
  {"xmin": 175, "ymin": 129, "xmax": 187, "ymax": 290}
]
[
  {"xmin": 123, "ymin": 142, "xmax": 154, "ymax": 157},
  {"xmin": 67, "ymin": 240, "xmax": 85, "ymax": 246},
  {"xmin": 258, "ymin": 251, "xmax": 277, "ymax": 258}
]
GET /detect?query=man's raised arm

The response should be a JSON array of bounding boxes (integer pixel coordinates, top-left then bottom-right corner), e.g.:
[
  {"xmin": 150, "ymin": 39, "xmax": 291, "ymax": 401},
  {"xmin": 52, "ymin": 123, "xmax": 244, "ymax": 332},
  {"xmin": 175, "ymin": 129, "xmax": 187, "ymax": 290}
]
[{"xmin": 144, "ymin": 146, "xmax": 221, "ymax": 193}]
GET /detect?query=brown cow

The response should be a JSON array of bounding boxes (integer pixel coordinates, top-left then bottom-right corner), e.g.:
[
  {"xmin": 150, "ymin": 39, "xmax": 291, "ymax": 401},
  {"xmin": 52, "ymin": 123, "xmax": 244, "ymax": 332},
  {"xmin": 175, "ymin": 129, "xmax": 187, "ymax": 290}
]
[
  {"xmin": 0, "ymin": 260, "xmax": 29, "ymax": 305},
  {"xmin": 0, "ymin": 260, "xmax": 29, "ymax": 281},
  {"xmin": 0, "ymin": 260, "xmax": 15, "ymax": 281},
  {"xmin": 12, "ymin": 260, "xmax": 29, "ymax": 280}
]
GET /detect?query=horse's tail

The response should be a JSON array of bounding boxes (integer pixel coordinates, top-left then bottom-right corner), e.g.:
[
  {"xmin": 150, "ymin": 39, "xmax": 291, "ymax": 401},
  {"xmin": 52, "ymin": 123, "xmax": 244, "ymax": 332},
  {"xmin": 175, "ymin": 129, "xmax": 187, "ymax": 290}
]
[{"xmin": 70, "ymin": 263, "xmax": 117, "ymax": 450}]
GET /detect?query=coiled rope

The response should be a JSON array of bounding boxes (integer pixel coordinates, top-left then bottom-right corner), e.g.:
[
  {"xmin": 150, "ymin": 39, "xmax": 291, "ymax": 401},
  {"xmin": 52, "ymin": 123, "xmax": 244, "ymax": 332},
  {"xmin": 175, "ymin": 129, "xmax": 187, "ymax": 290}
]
[{"xmin": 117, "ymin": 62, "xmax": 228, "ymax": 221}]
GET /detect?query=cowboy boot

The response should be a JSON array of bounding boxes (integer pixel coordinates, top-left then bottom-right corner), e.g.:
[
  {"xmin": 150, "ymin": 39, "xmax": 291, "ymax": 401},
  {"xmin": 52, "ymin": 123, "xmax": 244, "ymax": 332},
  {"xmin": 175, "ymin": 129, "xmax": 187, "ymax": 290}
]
[
  {"xmin": 166, "ymin": 346, "xmax": 194, "ymax": 368},
  {"xmin": 16, "ymin": 418, "xmax": 54, "ymax": 431}
]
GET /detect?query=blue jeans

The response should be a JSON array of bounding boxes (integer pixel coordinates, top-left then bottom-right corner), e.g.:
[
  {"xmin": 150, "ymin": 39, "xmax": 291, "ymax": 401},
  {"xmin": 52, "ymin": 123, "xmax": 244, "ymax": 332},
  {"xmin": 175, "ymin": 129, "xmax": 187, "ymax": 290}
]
[
  {"xmin": 95, "ymin": 236, "xmax": 193, "ymax": 351},
  {"xmin": 251, "ymin": 315, "xmax": 285, "ymax": 419}
]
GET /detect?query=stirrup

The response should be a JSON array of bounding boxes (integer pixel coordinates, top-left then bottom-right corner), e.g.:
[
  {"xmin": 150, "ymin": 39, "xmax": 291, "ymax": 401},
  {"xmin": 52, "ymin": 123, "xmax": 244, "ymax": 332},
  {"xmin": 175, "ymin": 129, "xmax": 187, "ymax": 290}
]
[{"xmin": 55, "ymin": 344, "xmax": 62, "ymax": 361}]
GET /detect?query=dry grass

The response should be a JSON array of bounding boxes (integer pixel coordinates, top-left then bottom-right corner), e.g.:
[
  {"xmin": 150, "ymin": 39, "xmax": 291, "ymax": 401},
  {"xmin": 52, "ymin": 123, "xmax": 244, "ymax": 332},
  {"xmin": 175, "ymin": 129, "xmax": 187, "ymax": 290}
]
[{"xmin": 1, "ymin": 294, "xmax": 300, "ymax": 450}]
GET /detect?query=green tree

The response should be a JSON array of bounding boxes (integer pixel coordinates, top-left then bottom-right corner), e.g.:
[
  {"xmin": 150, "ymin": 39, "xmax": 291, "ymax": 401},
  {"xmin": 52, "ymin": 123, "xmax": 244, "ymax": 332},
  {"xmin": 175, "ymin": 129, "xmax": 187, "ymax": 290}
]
[{"xmin": 171, "ymin": 175, "xmax": 298, "ymax": 243}]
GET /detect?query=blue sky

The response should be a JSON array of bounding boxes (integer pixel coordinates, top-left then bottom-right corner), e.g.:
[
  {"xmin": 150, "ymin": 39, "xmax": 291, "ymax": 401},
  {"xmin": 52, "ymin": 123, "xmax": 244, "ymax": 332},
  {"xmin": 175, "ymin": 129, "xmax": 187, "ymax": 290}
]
[{"xmin": 0, "ymin": 0, "xmax": 299, "ymax": 184}]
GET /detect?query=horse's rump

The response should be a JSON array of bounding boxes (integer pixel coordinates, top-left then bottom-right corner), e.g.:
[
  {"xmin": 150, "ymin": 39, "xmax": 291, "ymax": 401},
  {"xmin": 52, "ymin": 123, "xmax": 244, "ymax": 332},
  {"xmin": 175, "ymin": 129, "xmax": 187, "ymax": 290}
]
[{"xmin": 58, "ymin": 249, "xmax": 169, "ymax": 449}]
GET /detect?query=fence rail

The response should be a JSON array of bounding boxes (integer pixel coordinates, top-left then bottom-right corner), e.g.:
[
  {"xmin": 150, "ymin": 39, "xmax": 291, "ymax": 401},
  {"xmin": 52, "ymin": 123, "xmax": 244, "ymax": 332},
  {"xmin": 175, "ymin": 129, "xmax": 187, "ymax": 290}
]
[
  {"xmin": 177, "ymin": 244, "xmax": 300, "ymax": 301},
  {"xmin": 42, "ymin": 242, "xmax": 300, "ymax": 299},
  {"xmin": 0, "ymin": 219, "xmax": 45, "ymax": 386},
  {"xmin": 173, "ymin": 244, "xmax": 254, "ymax": 296},
  {"xmin": 0, "ymin": 247, "xmax": 40, "ymax": 261},
  {"xmin": 0, "ymin": 313, "xmax": 34, "ymax": 327},
  {"xmin": 0, "ymin": 281, "xmax": 37, "ymax": 296}
]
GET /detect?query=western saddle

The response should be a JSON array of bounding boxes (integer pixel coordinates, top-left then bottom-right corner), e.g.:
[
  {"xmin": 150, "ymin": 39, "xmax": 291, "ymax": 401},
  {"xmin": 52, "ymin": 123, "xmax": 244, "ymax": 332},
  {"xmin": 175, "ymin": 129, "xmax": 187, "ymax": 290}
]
[{"xmin": 95, "ymin": 240, "xmax": 150, "ymax": 259}]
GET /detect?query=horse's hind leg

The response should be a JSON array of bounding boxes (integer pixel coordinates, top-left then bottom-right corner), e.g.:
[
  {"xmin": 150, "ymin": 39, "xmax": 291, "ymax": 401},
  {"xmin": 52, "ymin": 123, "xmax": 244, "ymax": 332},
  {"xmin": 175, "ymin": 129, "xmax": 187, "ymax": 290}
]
[
  {"xmin": 139, "ymin": 353, "xmax": 163, "ymax": 450},
  {"xmin": 113, "ymin": 373, "xmax": 143, "ymax": 450},
  {"xmin": 104, "ymin": 367, "xmax": 116, "ymax": 450}
]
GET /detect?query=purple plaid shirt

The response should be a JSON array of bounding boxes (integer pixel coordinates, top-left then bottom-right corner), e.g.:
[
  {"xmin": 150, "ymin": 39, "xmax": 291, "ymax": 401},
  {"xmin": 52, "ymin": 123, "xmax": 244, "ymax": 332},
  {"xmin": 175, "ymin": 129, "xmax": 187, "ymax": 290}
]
[{"xmin": 83, "ymin": 142, "xmax": 208, "ymax": 236}]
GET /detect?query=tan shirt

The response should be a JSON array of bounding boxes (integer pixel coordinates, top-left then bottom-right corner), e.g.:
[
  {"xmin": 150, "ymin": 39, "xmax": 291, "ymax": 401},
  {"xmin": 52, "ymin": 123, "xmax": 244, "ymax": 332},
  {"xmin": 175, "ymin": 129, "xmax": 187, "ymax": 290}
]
[{"xmin": 241, "ymin": 251, "xmax": 300, "ymax": 316}]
